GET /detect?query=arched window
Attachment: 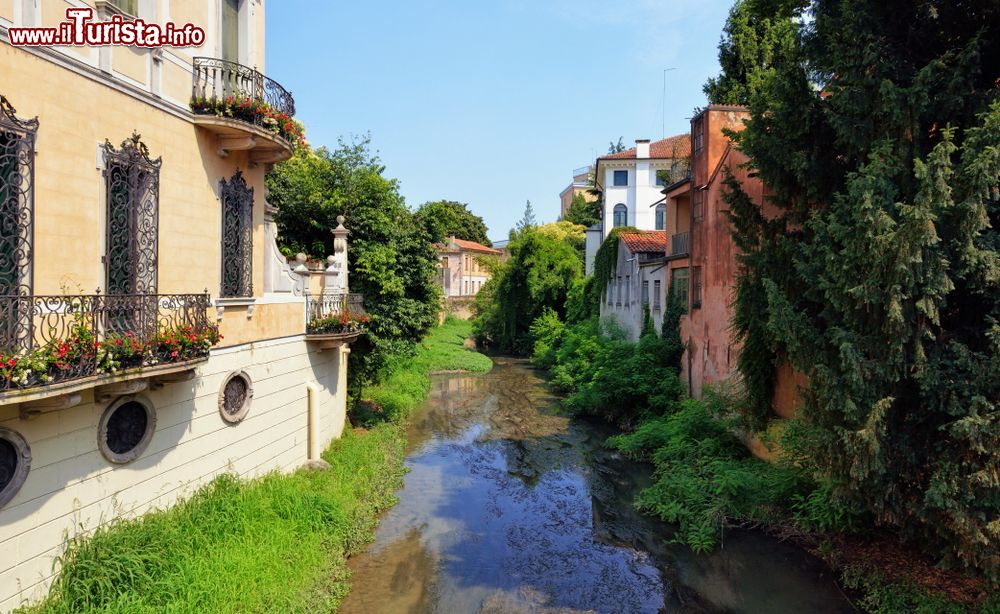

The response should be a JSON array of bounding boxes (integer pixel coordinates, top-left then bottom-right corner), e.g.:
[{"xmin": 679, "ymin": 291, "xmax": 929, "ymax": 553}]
[
  {"xmin": 613, "ymin": 204, "xmax": 627, "ymax": 227},
  {"xmin": 655, "ymin": 204, "xmax": 666, "ymax": 230}
]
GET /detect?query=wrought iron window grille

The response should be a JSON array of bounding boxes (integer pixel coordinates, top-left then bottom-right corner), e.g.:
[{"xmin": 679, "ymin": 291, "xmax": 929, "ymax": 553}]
[
  {"xmin": 102, "ymin": 132, "xmax": 161, "ymax": 299},
  {"xmin": 220, "ymin": 170, "xmax": 253, "ymax": 298},
  {"xmin": 0, "ymin": 96, "xmax": 38, "ymax": 300}
]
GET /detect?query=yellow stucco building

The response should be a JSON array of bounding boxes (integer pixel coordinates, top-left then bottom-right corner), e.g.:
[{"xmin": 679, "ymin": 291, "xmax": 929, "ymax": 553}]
[{"xmin": 0, "ymin": 2, "xmax": 360, "ymax": 609}]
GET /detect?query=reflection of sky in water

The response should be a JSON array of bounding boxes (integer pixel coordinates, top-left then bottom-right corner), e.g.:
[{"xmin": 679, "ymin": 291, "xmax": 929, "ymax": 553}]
[{"xmin": 341, "ymin": 362, "xmax": 856, "ymax": 614}]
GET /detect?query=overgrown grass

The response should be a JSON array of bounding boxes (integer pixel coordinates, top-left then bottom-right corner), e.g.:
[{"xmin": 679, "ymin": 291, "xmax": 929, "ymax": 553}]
[
  {"xmin": 358, "ymin": 317, "xmax": 492, "ymax": 424},
  {"xmin": 21, "ymin": 318, "xmax": 490, "ymax": 614}
]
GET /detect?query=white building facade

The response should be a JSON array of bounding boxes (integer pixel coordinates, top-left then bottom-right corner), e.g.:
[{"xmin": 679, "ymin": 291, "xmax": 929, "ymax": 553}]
[
  {"xmin": 585, "ymin": 135, "xmax": 690, "ymax": 274},
  {"xmin": 599, "ymin": 232, "xmax": 669, "ymax": 341}
]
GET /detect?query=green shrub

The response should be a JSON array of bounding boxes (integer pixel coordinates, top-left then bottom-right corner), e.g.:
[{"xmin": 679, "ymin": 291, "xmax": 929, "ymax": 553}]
[
  {"xmin": 840, "ymin": 565, "xmax": 1000, "ymax": 614},
  {"xmin": 609, "ymin": 400, "xmax": 811, "ymax": 553}
]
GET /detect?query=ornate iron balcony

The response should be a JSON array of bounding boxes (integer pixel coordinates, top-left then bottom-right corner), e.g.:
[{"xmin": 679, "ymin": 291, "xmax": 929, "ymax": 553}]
[
  {"xmin": 671, "ymin": 231, "xmax": 690, "ymax": 257},
  {"xmin": 190, "ymin": 57, "xmax": 298, "ymax": 148},
  {"xmin": 305, "ymin": 293, "xmax": 366, "ymax": 339},
  {"xmin": 0, "ymin": 293, "xmax": 216, "ymax": 393}
]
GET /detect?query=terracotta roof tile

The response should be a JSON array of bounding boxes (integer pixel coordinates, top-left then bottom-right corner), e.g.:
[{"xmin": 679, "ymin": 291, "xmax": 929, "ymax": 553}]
[
  {"xmin": 438, "ymin": 238, "xmax": 501, "ymax": 254},
  {"xmin": 599, "ymin": 134, "xmax": 691, "ymax": 161},
  {"xmin": 618, "ymin": 231, "xmax": 667, "ymax": 254}
]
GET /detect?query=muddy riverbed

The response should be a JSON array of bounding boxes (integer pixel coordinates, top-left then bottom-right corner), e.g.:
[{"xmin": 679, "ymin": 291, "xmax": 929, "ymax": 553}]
[{"xmin": 339, "ymin": 359, "xmax": 855, "ymax": 614}]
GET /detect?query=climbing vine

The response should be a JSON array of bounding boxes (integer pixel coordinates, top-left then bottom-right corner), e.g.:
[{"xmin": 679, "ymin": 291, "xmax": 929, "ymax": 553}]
[{"xmin": 589, "ymin": 227, "xmax": 638, "ymax": 309}]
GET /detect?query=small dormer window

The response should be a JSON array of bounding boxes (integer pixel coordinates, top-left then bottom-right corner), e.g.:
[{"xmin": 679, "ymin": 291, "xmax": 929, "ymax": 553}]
[{"xmin": 613, "ymin": 170, "xmax": 628, "ymax": 187}]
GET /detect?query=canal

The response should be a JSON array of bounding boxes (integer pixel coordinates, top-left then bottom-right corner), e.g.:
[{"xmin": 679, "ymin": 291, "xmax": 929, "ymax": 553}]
[{"xmin": 340, "ymin": 359, "xmax": 855, "ymax": 613}]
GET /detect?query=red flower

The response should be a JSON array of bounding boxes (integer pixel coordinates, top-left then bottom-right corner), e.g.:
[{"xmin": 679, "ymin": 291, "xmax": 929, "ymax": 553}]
[{"xmin": 6, "ymin": 358, "xmax": 15, "ymax": 367}]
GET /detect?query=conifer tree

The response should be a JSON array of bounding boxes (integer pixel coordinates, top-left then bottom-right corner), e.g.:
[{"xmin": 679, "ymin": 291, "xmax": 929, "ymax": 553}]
[{"xmin": 714, "ymin": 0, "xmax": 1000, "ymax": 581}]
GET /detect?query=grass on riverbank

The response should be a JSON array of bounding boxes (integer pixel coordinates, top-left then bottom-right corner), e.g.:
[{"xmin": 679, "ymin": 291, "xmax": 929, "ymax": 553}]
[
  {"xmin": 356, "ymin": 317, "xmax": 493, "ymax": 425},
  {"xmin": 21, "ymin": 318, "xmax": 490, "ymax": 614}
]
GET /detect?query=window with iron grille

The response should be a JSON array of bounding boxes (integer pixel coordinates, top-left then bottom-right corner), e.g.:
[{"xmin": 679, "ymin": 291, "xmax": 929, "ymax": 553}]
[
  {"xmin": 653, "ymin": 279, "xmax": 661, "ymax": 311},
  {"xmin": 616, "ymin": 276, "xmax": 622, "ymax": 305},
  {"xmin": 220, "ymin": 170, "xmax": 253, "ymax": 298},
  {"xmin": 692, "ymin": 188, "xmax": 704, "ymax": 221},
  {"xmin": 692, "ymin": 266, "xmax": 703, "ymax": 309},
  {"xmin": 103, "ymin": 133, "xmax": 160, "ymax": 297},
  {"xmin": 671, "ymin": 267, "xmax": 689, "ymax": 313},
  {"xmin": 642, "ymin": 280, "xmax": 649, "ymax": 307},
  {"xmin": 0, "ymin": 97, "xmax": 36, "ymax": 301},
  {"xmin": 625, "ymin": 275, "xmax": 630, "ymax": 306},
  {"xmin": 606, "ymin": 278, "xmax": 613, "ymax": 306}
]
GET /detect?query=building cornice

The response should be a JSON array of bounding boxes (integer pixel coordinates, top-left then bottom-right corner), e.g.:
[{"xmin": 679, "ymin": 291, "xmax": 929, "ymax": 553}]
[{"xmin": 0, "ymin": 31, "xmax": 192, "ymax": 124}]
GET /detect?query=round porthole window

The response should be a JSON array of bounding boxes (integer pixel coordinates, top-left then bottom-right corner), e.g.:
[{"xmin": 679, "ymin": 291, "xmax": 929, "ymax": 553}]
[
  {"xmin": 0, "ymin": 428, "xmax": 30, "ymax": 508},
  {"xmin": 98, "ymin": 396, "xmax": 156, "ymax": 464},
  {"xmin": 219, "ymin": 371, "xmax": 253, "ymax": 424}
]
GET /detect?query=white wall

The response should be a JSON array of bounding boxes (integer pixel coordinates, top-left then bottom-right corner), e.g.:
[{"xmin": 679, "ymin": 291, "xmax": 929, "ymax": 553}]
[
  {"xmin": 0, "ymin": 337, "xmax": 348, "ymax": 611},
  {"xmin": 585, "ymin": 227, "xmax": 602, "ymax": 276},
  {"xmin": 598, "ymin": 243, "xmax": 668, "ymax": 341},
  {"xmin": 600, "ymin": 162, "xmax": 671, "ymax": 239}
]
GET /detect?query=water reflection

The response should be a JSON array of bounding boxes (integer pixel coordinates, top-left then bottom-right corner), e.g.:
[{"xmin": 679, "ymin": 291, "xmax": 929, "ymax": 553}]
[{"xmin": 339, "ymin": 360, "xmax": 855, "ymax": 614}]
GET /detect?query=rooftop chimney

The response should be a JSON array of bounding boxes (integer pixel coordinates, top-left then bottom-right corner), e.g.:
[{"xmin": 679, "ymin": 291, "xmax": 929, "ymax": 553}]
[{"xmin": 636, "ymin": 139, "xmax": 650, "ymax": 159}]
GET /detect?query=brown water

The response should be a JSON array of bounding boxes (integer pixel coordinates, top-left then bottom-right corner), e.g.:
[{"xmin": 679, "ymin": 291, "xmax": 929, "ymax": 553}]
[{"xmin": 339, "ymin": 359, "xmax": 856, "ymax": 614}]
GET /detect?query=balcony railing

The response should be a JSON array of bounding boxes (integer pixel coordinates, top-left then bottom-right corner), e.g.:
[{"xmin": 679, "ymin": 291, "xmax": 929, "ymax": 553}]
[
  {"xmin": 0, "ymin": 293, "xmax": 214, "ymax": 393},
  {"xmin": 190, "ymin": 57, "xmax": 297, "ymax": 145},
  {"xmin": 671, "ymin": 232, "xmax": 690, "ymax": 257},
  {"xmin": 305, "ymin": 293, "xmax": 366, "ymax": 338}
]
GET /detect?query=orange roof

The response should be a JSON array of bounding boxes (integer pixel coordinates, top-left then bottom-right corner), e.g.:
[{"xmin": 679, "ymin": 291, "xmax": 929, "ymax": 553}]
[
  {"xmin": 618, "ymin": 231, "xmax": 667, "ymax": 254},
  {"xmin": 599, "ymin": 134, "xmax": 691, "ymax": 160},
  {"xmin": 437, "ymin": 238, "xmax": 500, "ymax": 254}
]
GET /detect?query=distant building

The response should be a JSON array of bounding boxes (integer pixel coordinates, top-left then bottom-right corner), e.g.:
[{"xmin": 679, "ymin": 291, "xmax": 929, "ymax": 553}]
[
  {"xmin": 559, "ymin": 165, "xmax": 596, "ymax": 218},
  {"xmin": 599, "ymin": 231, "xmax": 669, "ymax": 340},
  {"xmin": 585, "ymin": 135, "xmax": 690, "ymax": 273},
  {"xmin": 436, "ymin": 237, "xmax": 501, "ymax": 297}
]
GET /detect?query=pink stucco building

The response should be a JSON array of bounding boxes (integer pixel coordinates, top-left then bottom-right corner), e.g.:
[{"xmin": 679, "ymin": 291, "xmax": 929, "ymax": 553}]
[{"xmin": 435, "ymin": 237, "xmax": 500, "ymax": 298}]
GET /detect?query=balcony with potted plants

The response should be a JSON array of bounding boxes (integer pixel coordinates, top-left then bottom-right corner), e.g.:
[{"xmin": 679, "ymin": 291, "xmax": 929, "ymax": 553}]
[
  {"xmin": 304, "ymin": 292, "xmax": 366, "ymax": 350},
  {"xmin": 189, "ymin": 57, "xmax": 303, "ymax": 164},
  {"xmin": 0, "ymin": 292, "xmax": 220, "ymax": 417}
]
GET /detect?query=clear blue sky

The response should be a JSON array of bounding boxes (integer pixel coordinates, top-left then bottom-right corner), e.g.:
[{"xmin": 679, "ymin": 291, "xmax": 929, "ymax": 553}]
[{"xmin": 266, "ymin": 0, "xmax": 733, "ymax": 241}]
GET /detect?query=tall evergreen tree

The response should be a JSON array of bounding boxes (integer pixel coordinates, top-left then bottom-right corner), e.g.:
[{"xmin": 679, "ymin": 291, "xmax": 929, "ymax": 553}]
[
  {"xmin": 703, "ymin": 0, "xmax": 797, "ymax": 106},
  {"xmin": 715, "ymin": 0, "xmax": 1000, "ymax": 581},
  {"xmin": 564, "ymin": 192, "xmax": 601, "ymax": 228},
  {"xmin": 516, "ymin": 200, "xmax": 537, "ymax": 232}
]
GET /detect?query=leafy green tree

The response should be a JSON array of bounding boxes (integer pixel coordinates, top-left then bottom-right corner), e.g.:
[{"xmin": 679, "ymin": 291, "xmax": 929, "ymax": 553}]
[
  {"xmin": 413, "ymin": 199, "xmax": 491, "ymax": 246},
  {"xmin": 702, "ymin": 0, "xmax": 797, "ymax": 106},
  {"xmin": 608, "ymin": 137, "xmax": 626, "ymax": 154},
  {"xmin": 564, "ymin": 192, "xmax": 601, "ymax": 228},
  {"xmin": 473, "ymin": 227, "xmax": 582, "ymax": 354},
  {"xmin": 266, "ymin": 138, "xmax": 441, "ymax": 395},
  {"xmin": 715, "ymin": 0, "xmax": 1000, "ymax": 581}
]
